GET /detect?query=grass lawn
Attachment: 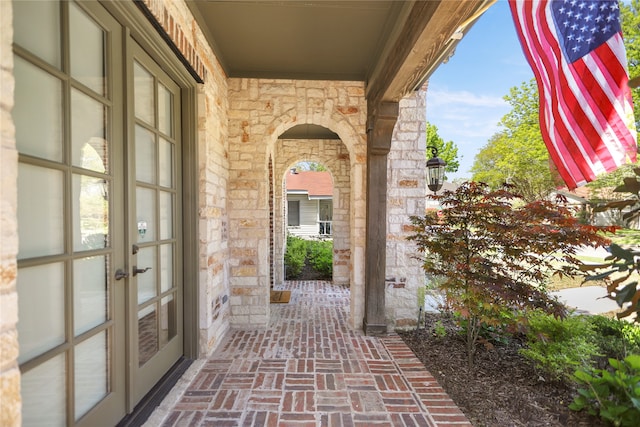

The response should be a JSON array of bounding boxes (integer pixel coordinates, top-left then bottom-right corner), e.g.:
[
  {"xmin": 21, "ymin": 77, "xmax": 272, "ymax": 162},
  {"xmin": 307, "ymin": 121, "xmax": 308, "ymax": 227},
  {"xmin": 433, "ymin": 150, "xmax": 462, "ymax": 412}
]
[
  {"xmin": 608, "ymin": 228, "xmax": 640, "ymax": 246},
  {"xmin": 546, "ymin": 229, "xmax": 640, "ymax": 291}
]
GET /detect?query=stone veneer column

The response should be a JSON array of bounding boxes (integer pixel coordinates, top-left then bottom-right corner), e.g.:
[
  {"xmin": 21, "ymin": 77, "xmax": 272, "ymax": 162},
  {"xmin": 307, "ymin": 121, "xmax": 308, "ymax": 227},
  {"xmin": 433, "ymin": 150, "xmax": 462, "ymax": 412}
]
[
  {"xmin": 385, "ymin": 86, "xmax": 428, "ymax": 328},
  {"xmin": 364, "ymin": 102, "xmax": 399, "ymax": 336},
  {"xmin": 0, "ymin": 0, "xmax": 21, "ymax": 425}
]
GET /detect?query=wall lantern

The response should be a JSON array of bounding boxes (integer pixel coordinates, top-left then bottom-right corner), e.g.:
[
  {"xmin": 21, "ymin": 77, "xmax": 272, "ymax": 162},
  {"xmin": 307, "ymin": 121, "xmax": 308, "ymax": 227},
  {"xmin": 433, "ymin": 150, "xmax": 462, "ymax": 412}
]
[{"xmin": 426, "ymin": 146, "xmax": 446, "ymax": 194}]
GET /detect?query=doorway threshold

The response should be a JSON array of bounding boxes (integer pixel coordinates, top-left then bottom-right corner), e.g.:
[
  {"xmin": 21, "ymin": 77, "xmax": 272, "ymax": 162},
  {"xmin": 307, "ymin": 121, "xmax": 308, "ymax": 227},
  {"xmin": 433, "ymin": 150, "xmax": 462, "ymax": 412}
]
[{"xmin": 117, "ymin": 357, "xmax": 193, "ymax": 427}]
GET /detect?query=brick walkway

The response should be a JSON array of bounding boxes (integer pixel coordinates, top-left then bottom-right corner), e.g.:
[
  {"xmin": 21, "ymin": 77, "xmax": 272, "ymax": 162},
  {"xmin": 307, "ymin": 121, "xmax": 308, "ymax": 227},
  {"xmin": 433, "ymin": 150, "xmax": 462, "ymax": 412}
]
[{"xmin": 151, "ymin": 281, "xmax": 471, "ymax": 427}]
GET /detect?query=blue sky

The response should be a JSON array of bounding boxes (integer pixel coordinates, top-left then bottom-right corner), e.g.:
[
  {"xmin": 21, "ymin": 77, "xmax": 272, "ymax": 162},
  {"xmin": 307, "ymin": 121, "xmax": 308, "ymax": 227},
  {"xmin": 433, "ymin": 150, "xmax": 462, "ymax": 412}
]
[{"xmin": 426, "ymin": 0, "xmax": 534, "ymax": 181}]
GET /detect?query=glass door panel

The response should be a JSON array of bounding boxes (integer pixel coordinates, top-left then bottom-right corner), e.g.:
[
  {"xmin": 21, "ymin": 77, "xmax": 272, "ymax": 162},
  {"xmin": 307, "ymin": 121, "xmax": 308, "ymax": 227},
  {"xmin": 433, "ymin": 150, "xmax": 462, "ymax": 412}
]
[
  {"xmin": 73, "ymin": 255, "xmax": 108, "ymax": 335},
  {"xmin": 15, "ymin": 2, "xmax": 126, "ymax": 426},
  {"xmin": 74, "ymin": 331, "xmax": 109, "ymax": 419},
  {"xmin": 136, "ymin": 187, "xmax": 156, "ymax": 242},
  {"xmin": 129, "ymin": 45, "xmax": 182, "ymax": 405},
  {"xmin": 69, "ymin": 1, "xmax": 106, "ymax": 95},
  {"xmin": 135, "ymin": 125, "xmax": 156, "ymax": 184},
  {"xmin": 136, "ymin": 247, "xmax": 157, "ymax": 304},
  {"xmin": 13, "ymin": 56, "xmax": 63, "ymax": 162},
  {"xmin": 133, "ymin": 62, "xmax": 154, "ymax": 125},
  {"xmin": 71, "ymin": 89, "xmax": 107, "ymax": 172},
  {"xmin": 21, "ymin": 354, "xmax": 67, "ymax": 427},
  {"xmin": 16, "ymin": 263, "xmax": 65, "ymax": 364},
  {"xmin": 138, "ymin": 304, "xmax": 159, "ymax": 366},
  {"xmin": 13, "ymin": 0, "xmax": 61, "ymax": 68},
  {"xmin": 72, "ymin": 174, "xmax": 109, "ymax": 251},
  {"xmin": 160, "ymin": 295, "xmax": 177, "ymax": 346},
  {"xmin": 17, "ymin": 164, "xmax": 64, "ymax": 259}
]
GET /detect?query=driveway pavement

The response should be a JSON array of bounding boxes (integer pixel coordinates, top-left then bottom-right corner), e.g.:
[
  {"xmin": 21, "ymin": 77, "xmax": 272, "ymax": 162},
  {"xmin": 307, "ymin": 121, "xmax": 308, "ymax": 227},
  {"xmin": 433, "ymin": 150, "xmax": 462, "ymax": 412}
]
[{"xmin": 553, "ymin": 285, "xmax": 619, "ymax": 315}]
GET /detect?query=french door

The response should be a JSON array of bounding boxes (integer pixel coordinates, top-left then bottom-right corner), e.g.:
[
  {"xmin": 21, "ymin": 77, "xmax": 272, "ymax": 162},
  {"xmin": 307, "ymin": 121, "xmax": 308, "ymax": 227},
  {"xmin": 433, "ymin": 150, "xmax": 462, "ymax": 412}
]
[{"xmin": 13, "ymin": 1, "xmax": 183, "ymax": 425}]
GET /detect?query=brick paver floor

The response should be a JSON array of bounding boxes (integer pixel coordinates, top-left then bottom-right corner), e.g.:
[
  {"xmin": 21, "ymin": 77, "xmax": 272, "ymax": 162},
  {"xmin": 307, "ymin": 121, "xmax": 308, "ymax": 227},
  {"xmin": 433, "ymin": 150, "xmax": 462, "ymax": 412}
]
[{"xmin": 151, "ymin": 281, "xmax": 471, "ymax": 427}]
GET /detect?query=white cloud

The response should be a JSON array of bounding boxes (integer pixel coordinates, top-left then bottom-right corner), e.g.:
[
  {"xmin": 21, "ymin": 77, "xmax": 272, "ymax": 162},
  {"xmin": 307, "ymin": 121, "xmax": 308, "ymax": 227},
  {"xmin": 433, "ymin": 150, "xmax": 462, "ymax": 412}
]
[
  {"xmin": 425, "ymin": 87, "xmax": 511, "ymax": 180},
  {"xmin": 427, "ymin": 88, "xmax": 507, "ymax": 109}
]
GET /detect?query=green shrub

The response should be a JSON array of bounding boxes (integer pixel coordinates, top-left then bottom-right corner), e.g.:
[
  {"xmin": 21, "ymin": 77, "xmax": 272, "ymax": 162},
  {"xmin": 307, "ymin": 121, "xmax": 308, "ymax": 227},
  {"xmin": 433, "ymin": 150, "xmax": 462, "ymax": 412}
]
[
  {"xmin": 284, "ymin": 235, "xmax": 306, "ymax": 279},
  {"xmin": 570, "ymin": 355, "xmax": 640, "ymax": 427},
  {"xmin": 587, "ymin": 315, "xmax": 640, "ymax": 363},
  {"xmin": 307, "ymin": 239, "xmax": 333, "ymax": 277},
  {"xmin": 519, "ymin": 311, "xmax": 599, "ymax": 382},
  {"xmin": 622, "ymin": 322, "xmax": 640, "ymax": 350}
]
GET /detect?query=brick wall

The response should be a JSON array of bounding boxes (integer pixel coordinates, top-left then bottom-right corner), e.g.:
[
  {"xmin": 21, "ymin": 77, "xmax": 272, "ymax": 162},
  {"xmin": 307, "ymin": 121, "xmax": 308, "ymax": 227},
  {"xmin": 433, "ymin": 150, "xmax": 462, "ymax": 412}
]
[{"xmin": 0, "ymin": 0, "xmax": 21, "ymax": 425}]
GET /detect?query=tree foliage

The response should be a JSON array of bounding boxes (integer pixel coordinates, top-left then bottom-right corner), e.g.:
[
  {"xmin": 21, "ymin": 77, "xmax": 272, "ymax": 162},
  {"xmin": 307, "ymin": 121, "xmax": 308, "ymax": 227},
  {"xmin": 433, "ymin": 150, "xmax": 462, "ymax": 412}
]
[
  {"xmin": 470, "ymin": 80, "xmax": 558, "ymax": 202},
  {"xmin": 621, "ymin": 0, "xmax": 639, "ymax": 130},
  {"xmin": 408, "ymin": 182, "xmax": 611, "ymax": 367},
  {"xmin": 471, "ymin": 1, "xmax": 638, "ymax": 199},
  {"xmin": 426, "ymin": 122, "xmax": 460, "ymax": 175},
  {"xmin": 584, "ymin": 169, "xmax": 640, "ymax": 322},
  {"xmin": 296, "ymin": 161, "xmax": 327, "ymax": 172}
]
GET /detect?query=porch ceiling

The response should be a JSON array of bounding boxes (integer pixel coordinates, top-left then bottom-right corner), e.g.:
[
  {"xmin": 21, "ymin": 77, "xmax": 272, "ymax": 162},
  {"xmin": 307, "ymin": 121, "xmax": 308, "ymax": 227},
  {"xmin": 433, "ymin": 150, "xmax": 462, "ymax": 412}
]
[{"xmin": 187, "ymin": 0, "xmax": 490, "ymax": 103}]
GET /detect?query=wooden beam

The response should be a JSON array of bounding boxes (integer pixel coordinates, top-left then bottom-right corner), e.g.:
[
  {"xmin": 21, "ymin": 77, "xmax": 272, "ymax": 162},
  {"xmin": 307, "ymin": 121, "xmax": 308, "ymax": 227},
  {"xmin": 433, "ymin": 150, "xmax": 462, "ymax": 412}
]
[
  {"xmin": 366, "ymin": 0, "xmax": 486, "ymax": 105},
  {"xmin": 363, "ymin": 102, "xmax": 399, "ymax": 336}
]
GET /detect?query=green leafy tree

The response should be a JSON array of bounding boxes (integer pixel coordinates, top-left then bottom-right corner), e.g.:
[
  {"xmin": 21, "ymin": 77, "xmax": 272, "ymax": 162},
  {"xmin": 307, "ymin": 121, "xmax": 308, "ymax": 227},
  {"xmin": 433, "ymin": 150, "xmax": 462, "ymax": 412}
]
[
  {"xmin": 295, "ymin": 161, "xmax": 327, "ymax": 171},
  {"xmin": 584, "ymin": 168, "xmax": 640, "ymax": 321},
  {"xmin": 408, "ymin": 182, "xmax": 610, "ymax": 368},
  {"xmin": 621, "ymin": 0, "xmax": 639, "ymax": 130},
  {"xmin": 470, "ymin": 80, "xmax": 557, "ymax": 202},
  {"xmin": 426, "ymin": 122, "xmax": 460, "ymax": 175}
]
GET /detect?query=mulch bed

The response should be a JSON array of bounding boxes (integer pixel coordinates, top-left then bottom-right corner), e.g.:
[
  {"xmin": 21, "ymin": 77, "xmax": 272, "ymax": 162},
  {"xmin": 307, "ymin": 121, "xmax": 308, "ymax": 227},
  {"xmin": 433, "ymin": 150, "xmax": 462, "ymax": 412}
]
[{"xmin": 398, "ymin": 313, "xmax": 607, "ymax": 427}]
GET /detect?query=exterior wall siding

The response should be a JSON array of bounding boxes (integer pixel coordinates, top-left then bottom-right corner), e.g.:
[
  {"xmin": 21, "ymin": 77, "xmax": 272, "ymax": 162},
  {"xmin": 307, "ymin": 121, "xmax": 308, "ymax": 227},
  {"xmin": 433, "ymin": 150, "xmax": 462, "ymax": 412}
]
[{"xmin": 286, "ymin": 194, "xmax": 320, "ymax": 238}]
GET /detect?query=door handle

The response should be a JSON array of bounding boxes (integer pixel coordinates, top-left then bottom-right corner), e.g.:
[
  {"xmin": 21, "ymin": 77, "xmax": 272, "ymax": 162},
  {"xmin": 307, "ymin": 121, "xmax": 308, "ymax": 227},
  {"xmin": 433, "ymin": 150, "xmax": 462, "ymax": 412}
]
[
  {"xmin": 115, "ymin": 269, "xmax": 129, "ymax": 280},
  {"xmin": 133, "ymin": 266, "xmax": 152, "ymax": 276}
]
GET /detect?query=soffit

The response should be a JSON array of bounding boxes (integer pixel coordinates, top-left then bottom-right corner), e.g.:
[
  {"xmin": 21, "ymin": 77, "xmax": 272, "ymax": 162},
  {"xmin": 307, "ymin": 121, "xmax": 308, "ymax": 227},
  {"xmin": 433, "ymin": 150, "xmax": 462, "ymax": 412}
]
[
  {"xmin": 187, "ymin": 0, "xmax": 402, "ymax": 81},
  {"xmin": 187, "ymin": 0, "xmax": 489, "ymax": 102}
]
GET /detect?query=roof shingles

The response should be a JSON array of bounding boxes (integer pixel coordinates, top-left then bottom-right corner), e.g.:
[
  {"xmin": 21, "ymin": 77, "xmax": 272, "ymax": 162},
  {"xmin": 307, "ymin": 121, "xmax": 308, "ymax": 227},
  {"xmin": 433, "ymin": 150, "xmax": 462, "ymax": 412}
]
[{"xmin": 285, "ymin": 171, "xmax": 333, "ymax": 197}]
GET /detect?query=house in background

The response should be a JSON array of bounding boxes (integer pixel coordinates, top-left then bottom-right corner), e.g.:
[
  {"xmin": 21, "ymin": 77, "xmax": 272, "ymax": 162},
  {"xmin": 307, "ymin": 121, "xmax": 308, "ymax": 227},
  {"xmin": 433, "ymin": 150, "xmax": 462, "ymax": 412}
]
[
  {"xmin": 286, "ymin": 169, "xmax": 333, "ymax": 238},
  {"xmin": 425, "ymin": 181, "xmax": 460, "ymax": 212}
]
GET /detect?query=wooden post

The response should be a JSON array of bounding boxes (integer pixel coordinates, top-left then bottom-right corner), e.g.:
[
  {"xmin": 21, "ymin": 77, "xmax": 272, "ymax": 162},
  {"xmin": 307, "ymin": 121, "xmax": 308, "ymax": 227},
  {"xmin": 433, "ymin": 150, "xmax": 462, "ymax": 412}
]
[{"xmin": 363, "ymin": 101, "xmax": 398, "ymax": 335}]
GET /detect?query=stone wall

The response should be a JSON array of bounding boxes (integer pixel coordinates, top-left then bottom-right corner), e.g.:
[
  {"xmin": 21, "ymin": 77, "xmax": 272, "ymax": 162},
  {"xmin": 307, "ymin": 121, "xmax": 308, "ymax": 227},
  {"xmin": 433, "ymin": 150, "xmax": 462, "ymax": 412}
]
[
  {"xmin": 227, "ymin": 79, "xmax": 368, "ymax": 329},
  {"xmin": 385, "ymin": 86, "xmax": 428, "ymax": 329},
  {"xmin": 274, "ymin": 139, "xmax": 351, "ymax": 285},
  {"xmin": 0, "ymin": 0, "xmax": 20, "ymax": 425}
]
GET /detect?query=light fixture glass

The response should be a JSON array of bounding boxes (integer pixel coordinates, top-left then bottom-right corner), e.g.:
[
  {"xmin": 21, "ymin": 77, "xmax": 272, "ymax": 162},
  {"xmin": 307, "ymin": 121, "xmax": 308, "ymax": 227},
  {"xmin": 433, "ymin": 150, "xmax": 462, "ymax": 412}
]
[{"xmin": 426, "ymin": 146, "xmax": 446, "ymax": 193}]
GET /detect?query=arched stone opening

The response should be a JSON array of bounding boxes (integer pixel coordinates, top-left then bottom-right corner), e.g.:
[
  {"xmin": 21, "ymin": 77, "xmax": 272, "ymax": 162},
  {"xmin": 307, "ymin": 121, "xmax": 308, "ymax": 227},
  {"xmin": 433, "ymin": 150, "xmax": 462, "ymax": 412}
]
[
  {"xmin": 228, "ymin": 79, "xmax": 367, "ymax": 330},
  {"xmin": 273, "ymin": 134, "xmax": 351, "ymax": 287}
]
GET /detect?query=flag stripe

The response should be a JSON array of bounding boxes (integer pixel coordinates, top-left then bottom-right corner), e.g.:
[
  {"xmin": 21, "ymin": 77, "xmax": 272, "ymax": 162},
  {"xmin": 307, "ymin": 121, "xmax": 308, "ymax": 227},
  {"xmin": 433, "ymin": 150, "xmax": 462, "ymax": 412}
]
[
  {"xmin": 508, "ymin": 0, "xmax": 637, "ymax": 189},
  {"xmin": 540, "ymin": 5, "xmax": 611, "ymax": 174},
  {"xmin": 513, "ymin": 0, "xmax": 596, "ymax": 184}
]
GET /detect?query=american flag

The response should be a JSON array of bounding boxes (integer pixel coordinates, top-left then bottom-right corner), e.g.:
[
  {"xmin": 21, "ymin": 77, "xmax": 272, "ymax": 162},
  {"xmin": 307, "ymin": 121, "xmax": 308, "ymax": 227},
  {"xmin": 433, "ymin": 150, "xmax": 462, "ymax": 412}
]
[{"xmin": 509, "ymin": 0, "xmax": 637, "ymax": 189}]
